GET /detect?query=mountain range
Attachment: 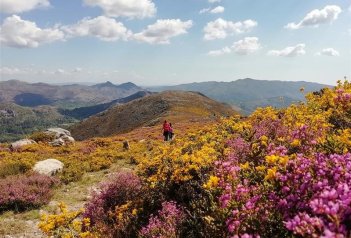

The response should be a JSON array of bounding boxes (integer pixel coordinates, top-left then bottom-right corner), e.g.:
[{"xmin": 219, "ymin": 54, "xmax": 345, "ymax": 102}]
[
  {"xmin": 0, "ymin": 80, "xmax": 143, "ymax": 108},
  {"xmin": 150, "ymin": 78, "xmax": 329, "ymax": 114},
  {"xmin": 0, "ymin": 78, "xmax": 330, "ymax": 142}
]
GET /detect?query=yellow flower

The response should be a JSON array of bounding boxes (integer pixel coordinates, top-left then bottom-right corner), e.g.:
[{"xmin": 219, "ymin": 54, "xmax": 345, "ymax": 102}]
[
  {"xmin": 80, "ymin": 231, "xmax": 93, "ymax": 238},
  {"xmin": 240, "ymin": 162, "xmax": 249, "ymax": 170},
  {"xmin": 132, "ymin": 209, "xmax": 138, "ymax": 216},
  {"xmin": 265, "ymin": 167, "xmax": 277, "ymax": 180},
  {"xmin": 63, "ymin": 234, "xmax": 73, "ymax": 238},
  {"xmin": 265, "ymin": 155, "xmax": 278, "ymax": 164},
  {"xmin": 279, "ymin": 156, "xmax": 289, "ymax": 166},
  {"xmin": 72, "ymin": 220, "xmax": 82, "ymax": 231},
  {"xmin": 203, "ymin": 176, "xmax": 220, "ymax": 189},
  {"xmin": 255, "ymin": 165, "xmax": 266, "ymax": 172},
  {"xmin": 291, "ymin": 139, "xmax": 301, "ymax": 147}
]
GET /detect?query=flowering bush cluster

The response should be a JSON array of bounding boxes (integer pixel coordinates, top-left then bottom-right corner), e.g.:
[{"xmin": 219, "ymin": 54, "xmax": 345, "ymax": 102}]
[
  {"xmin": 0, "ymin": 173, "xmax": 58, "ymax": 212},
  {"xmin": 39, "ymin": 202, "xmax": 93, "ymax": 238},
  {"xmin": 39, "ymin": 80, "xmax": 351, "ymax": 237},
  {"xmin": 140, "ymin": 201, "xmax": 185, "ymax": 238},
  {"xmin": 83, "ymin": 171, "xmax": 143, "ymax": 237}
]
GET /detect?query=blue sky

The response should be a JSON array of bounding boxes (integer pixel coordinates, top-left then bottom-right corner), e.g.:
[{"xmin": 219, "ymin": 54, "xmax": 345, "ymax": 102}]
[{"xmin": 0, "ymin": 0, "xmax": 350, "ymax": 86}]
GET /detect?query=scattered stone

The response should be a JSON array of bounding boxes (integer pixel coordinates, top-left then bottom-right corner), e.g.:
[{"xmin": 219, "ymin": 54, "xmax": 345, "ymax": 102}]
[
  {"xmin": 48, "ymin": 201, "xmax": 58, "ymax": 207},
  {"xmin": 10, "ymin": 139, "xmax": 36, "ymax": 151},
  {"xmin": 130, "ymin": 156, "xmax": 136, "ymax": 164},
  {"xmin": 33, "ymin": 159, "xmax": 64, "ymax": 176},
  {"xmin": 123, "ymin": 140, "xmax": 130, "ymax": 150},
  {"xmin": 0, "ymin": 109, "xmax": 16, "ymax": 118}
]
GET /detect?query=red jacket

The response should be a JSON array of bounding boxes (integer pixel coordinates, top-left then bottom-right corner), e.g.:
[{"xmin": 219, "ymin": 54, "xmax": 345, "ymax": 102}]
[{"xmin": 163, "ymin": 122, "xmax": 170, "ymax": 132}]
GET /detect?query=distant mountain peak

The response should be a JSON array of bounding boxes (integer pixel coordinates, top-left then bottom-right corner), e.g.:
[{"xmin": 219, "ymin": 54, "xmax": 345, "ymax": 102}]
[
  {"xmin": 117, "ymin": 82, "xmax": 138, "ymax": 89},
  {"xmin": 92, "ymin": 81, "xmax": 117, "ymax": 88}
]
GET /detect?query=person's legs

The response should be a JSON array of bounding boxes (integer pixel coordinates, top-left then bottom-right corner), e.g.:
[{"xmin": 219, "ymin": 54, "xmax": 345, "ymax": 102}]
[{"xmin": 164, "ymin": 131, "xmax": 169, "ymax": 141}]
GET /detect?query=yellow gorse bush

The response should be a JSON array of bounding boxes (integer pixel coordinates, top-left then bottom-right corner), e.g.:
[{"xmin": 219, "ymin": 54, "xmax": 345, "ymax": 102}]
[{"xmin": 39, "ymin": 202, "xmax": 95, "ymax": 238}]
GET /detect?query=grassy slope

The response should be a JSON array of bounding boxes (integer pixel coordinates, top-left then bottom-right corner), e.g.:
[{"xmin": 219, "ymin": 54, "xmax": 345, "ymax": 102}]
[{"xmin": 70, "ymin": 91, "xmax": 236, "ymax": 140}]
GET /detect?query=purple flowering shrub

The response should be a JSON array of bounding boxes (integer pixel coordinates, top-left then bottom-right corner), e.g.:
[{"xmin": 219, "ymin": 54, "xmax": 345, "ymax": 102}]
[
  {"xmin": 0, "ymin": 173, "xmax": 58, "ymax": 212},
  {"xmin": 278, "ymin": 153, "xmax": 351, "ymax": 237},
  {"xmin": 214, "ymin": 81, "xmax": 351, "ymax": 237},
  {"xmin": 83, "ymin": 170, "xmax": 143, "ymax": 237},
  {"xmin": 139, "ymin": 201, "xmax": 185, "ymax": 238}
]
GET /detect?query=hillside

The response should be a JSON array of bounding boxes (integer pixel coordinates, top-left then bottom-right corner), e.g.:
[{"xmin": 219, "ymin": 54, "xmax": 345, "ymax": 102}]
[
  {"xmin": 151, "ymin": 78, "xmax": 329, "ymax": 114},
  {"xmin": 0, "ymin": 81, "xmax": 350, "ymax": 238},
  {"xmin": 0, "ymin": 102, "xmax": 76, "ymax": 142},
  {"xmin": 70, "ymin": 91, "xmax": 236, "ymax": 140},
  {"xmin": 59, "ymin": 91, "xmax": 152, "ymax": 120},
  {"xmin": 0, "ymin": 80, "xmax": 143, "ymax": 108}
]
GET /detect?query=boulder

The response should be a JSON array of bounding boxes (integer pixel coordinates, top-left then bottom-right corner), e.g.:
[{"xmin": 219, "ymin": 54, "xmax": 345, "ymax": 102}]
[
  {"xmin": 61, "ymin": 135, "xmax": 75, "ymax": 144},
  {"xmin": 123, "ymin": 140, "xmax": 130, "ymax": 150},
  {"xmin": 33, "ymin": 159, "xmax": 64, "ymax": 176},
  {"xmin": 45, "ymin": 128, "xmax": 71, "ymax": 138},
  {"xmin": 45, "ymin": 128, "xmax": 75, "ymax": 146},
  {"xmin": 49, "ymin": 138, "xmax": 65, "ymax": 147},
  {"xmin": 10, "ymin": 139, "xmax": 36, "ymax": 151}
]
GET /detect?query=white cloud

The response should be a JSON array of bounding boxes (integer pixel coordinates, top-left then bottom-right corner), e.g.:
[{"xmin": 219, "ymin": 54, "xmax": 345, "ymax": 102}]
[
  {"xmin": 55, "ymin": 69, "xmax": 66, "ymax": 75},
  {"xmin": 199, "ymin": 6, "xmax": 224, "ymax": 14},
  {"xmin": 63, "ymin": 16, "xmax": 132, "ymax": 41},
  {"xmin": 0, "ymin": 15, "xmax": 64, "ymax": 48},
  {"xmin": 83, "ymin": 0, "xmax": 156, "ymax": 19},
  {"xmin": 268, "ymin": 44, "xmax": 306, "ymax": 57},
  {"xmin": 0, "ymin": 67, "xmax": 21, "ymax": 75},
  {"xmin": 73, "ymin": 67, "xmax": 83, "ymax": 73},
  {"xmin": 208, "ymin": 37, "xmax": 261, "ymax": 56},
  {"xmin": 199, "ymin": 8, "xmax": 210, "ymax": 14},
  {"xmin": 133, "ymin": 19, "xmax": 193, "ymax": 44},
  {"xmin": 203, "ymin": 18, "xmax": 257, "ymax": 40},
  {"xmin": 316, "ymin": 48, "xmax": 340, "ymax": 56},
  {"xmin": 285, "ymin": 5, "xmax": 342, "ymax": 30},
  {"xmin": 0, "ymin": 0, "xmax": 50, "ymax": 14},
  {"xmin": 208, "ymin": 46, "xmax": 231, "ymax": 56},
  {"xmin": 208, "ymin": 0, "xmax": 221, "ymax": 3},
  {"xmin": 232, "ymin": 37, "xmax": 261, "ymax": 55},
  {"xmin": 210, "ymin": 6, "xmax": 224, "ymax": 14}
]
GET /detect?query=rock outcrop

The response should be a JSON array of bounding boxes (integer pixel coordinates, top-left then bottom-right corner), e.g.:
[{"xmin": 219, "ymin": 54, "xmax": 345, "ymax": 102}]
[
  {"xmin": 33, "ymin": 159, "xmax": 64, "ymax": 176},
  {"xmin": 45, "ymin": 128, "xmax": 75, "ymax": 146},
  {"xmin": 10, "ymin": 139, "xmax": 36, "ymax": 151}
]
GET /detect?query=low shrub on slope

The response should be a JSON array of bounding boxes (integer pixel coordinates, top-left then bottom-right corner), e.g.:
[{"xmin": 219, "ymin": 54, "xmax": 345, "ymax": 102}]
[{"xmin": 38, "ymin": 80, "xmax": 351, "ymax": 238}]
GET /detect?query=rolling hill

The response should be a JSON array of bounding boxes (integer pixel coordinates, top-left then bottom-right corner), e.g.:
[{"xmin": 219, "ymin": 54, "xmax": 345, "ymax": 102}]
[
  {"xmin": 70, "ymin": 91, "xmax": 237, "ymax": 140},
  {"xmin": 59, "ymin": 91, "xmax": 152, "ymax": 120},
  {"xmin": 0, "ymin": 102, "xmax": 76, "ymax": 142},
  {"xmin": 150, "ymin": 78, "xmax": 330, "ymax": 114},
  {"xmin": 0, "ymin": 80, "xmax": 143, "ymax": 108}
]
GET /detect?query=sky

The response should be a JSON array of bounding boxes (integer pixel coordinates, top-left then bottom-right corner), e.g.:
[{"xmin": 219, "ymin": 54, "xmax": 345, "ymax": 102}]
[{"xmin": 0, "ymin": 0, "xmax": 350, "ymax": 86}]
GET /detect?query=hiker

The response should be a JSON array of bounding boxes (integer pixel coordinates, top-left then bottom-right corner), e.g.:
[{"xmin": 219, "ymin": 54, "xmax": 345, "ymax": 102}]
[
  {"xmin": 162, "ymin": 120, "xmax": 170, "ymax": 141},
  {"xmin": 169, "ymin": 123, "xmax": 174, "ymax": 140}
]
